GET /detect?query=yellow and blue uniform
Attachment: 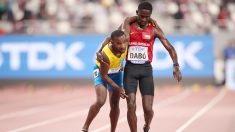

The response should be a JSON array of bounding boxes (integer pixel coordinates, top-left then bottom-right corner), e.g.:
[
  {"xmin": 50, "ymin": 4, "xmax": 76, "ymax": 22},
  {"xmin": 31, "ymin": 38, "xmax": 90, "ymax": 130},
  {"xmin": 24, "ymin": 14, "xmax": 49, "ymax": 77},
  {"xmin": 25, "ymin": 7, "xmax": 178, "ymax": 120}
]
[{"xmin": 93, "ymin": 44, "xmax": 126, "ymax": 90}]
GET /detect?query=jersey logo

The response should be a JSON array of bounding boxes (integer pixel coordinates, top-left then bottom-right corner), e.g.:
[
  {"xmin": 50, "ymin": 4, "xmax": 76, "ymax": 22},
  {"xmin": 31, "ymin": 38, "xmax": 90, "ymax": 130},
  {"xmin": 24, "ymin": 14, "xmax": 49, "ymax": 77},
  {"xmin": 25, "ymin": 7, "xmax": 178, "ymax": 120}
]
[{"xmin": 143, "ymin": 34, "xmax": 151, "ymax": 40}]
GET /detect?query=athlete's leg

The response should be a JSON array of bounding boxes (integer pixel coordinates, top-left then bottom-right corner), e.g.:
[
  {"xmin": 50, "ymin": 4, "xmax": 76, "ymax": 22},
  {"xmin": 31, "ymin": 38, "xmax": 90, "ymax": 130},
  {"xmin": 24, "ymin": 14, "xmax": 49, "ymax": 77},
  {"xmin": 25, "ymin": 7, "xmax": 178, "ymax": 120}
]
[
  {"xmin": 126, "ymin": 93, "xmax": 137, "ymax": 132},
  {"xmin": 82, "ymin": 84, "xmax": 107, "ymax": 131},
  {"xmin": 139, "ymin": 64, "xmax": 154, "ymax": 131},
  {"xmin": 108, "ymin": 90, "xmax": 120, "ymax": 132},
  {"xmin": 124, "ymin": 62, "xmax": 138, "ymax": 132},
  {"xmin": 142, "ymin": 95, "xmax": 154, "ymax": 131},
  {"xmin": 107, "ymin": 72, "xmax": 123, "ymax": 132}
]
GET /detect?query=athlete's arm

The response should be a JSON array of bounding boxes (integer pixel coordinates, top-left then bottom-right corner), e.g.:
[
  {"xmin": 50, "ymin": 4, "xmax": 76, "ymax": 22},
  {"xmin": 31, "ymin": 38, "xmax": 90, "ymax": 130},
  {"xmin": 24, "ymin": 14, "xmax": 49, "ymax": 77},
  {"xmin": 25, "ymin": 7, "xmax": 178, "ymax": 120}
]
[
  {"xmin": 96, "ymin": 17, "xmax": 132, "ymax": 62},
  {"xmin": 122, "ymin": 16, "xmax": 158, "ymax": 38},
  {"xmin": 154, "ymin": 27, "xmax": 182, "ymax": 82},
  {"xmin": 121, "ymin": 17, "xmax": 137, "ymax": 40},
  {"xmin": 149, "ymin": 18, "xmax": 163, "ymax": 31},
  {"xmin": 96, "ymin": 23, "xmax": 125, "ymax": 60},
  {"xmin": 99, "ymin": 52, "xmax": 128, "ymax": 99},
  {"xmin": 97, "ymin": 19, "xmax": 132, "ymax": 53},
  {"xmin": 97, "ymin": 37, "xmax": 111, "ymax": 53},
  {"xmin": 96, "ymin": 36, "xmax": 111, "ymax": 63},
  {"xmin": 97, "ymin": 16, "xmax": 147, "ymax": 60},
  {"xmin": 97, "ymin": 16, "xmax": 145, "ymax": 54}
]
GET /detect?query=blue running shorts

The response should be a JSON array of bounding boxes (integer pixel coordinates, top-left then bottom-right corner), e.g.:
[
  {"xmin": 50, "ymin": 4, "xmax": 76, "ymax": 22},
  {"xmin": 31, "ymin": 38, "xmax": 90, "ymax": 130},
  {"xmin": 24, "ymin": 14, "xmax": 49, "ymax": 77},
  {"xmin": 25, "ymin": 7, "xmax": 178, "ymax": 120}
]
[{"xmin": 93, "ymin": 65, "xmax": 123, "ymax": 90}]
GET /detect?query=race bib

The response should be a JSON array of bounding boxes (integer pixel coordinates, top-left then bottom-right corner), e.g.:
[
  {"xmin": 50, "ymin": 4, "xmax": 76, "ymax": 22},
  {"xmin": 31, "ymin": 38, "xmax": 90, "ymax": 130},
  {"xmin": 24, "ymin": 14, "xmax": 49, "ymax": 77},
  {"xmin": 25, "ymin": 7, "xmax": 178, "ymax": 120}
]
[
  {"xmin": 93, "ymin": 69, "xmax": 99, "ymax": 78},
  {"xmin": 128, "ymin": 46, "xmax": 148, "ymax": 62}
]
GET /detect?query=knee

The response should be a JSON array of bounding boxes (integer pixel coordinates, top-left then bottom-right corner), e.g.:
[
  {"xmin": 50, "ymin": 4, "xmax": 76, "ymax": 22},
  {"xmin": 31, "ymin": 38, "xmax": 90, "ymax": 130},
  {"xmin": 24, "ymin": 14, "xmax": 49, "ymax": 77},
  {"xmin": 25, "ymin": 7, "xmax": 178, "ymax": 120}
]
[
  {"xmin": 110, "ymin": 101, "xmax": 120, "ymax": 110},
  {"xmin": 143, "ymin": 105, "xmax": 153, "ymax": 114},
  {"xmin": 95, "ymin": 99, "xmax": 106, "ymax": 108},
  {"xmin": 127, "ymin": 101, "xmax": 136, "ymax": 112}
]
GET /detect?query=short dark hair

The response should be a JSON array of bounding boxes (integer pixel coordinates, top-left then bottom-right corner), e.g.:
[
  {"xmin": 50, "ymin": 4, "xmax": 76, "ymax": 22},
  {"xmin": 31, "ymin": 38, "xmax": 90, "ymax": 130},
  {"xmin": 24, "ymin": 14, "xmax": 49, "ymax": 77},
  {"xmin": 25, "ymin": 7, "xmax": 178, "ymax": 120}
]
[
  {"xmin": 111, "ymin": 30, "xmax": 125, "ymax": 39},
  {"xmin": 138, "ymin": 1, "xmax": 153, "ymax": 12}
]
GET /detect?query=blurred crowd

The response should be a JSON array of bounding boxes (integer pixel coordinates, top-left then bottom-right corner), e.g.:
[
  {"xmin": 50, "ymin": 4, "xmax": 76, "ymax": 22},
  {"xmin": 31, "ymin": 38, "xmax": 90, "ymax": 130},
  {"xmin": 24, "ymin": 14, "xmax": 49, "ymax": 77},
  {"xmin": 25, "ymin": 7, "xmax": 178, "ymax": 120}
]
[{"xmin": 0, "ymin": 0, "xmax": 235, "ymax": 35}]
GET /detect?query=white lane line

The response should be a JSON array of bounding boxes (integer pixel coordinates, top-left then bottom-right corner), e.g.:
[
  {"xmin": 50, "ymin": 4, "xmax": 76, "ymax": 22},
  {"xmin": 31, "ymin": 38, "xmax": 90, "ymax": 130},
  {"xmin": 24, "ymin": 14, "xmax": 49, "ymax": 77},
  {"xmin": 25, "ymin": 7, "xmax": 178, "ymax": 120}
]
[
  {"xmin": 91, "ymin": 89, "xmax": 191, "ymax": 132},
  {"xmin": 0, "ymin": 97, "xmax": 87, "ymax": 120},
  {"xmin": 0, "ymin": 108, "xmax": 44, "ymax": 120},
  {"xmin": 176, "ymin": 89, "xmax": 227, "ymax": 132},
  {"xmin": 7, "ymin": 109, "xmax": 89, "ymax": 132},
  {"xmin": 7, "ymin": 88, "xmax": 190, "ymax": 132}
]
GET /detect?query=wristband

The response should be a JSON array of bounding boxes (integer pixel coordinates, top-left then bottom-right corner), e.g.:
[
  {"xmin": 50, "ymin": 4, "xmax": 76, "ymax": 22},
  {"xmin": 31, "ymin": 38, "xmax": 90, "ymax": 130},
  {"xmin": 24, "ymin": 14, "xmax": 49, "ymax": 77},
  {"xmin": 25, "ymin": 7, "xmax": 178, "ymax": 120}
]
[{"xmin": 173, "ymin": 63, "xmax": 179, "ymax": 67}]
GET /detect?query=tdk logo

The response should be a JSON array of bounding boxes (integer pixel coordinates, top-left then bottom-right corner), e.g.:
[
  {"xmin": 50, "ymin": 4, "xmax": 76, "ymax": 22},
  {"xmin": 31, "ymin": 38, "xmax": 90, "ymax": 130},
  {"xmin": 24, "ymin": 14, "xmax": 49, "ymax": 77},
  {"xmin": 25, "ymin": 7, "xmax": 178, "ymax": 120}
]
[
  {"xmin": 0, "ymin": 42, "xmax": 84, "ymax": 71},
  {"xmin": 152, "ymin": 41, "xmax": 204, "ymax": 70}
]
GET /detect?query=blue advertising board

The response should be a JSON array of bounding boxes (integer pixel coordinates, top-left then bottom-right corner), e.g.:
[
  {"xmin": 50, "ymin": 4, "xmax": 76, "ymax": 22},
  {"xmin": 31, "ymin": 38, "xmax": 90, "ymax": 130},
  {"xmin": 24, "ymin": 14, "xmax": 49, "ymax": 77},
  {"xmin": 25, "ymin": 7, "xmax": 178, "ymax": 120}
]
[
  {"xmin": 0, "ymin": 35, "xmax": 213, "ymax": 79},
  {"xmin": 153, "ymin": 35, "xmax": 214, "ymax": 77}
]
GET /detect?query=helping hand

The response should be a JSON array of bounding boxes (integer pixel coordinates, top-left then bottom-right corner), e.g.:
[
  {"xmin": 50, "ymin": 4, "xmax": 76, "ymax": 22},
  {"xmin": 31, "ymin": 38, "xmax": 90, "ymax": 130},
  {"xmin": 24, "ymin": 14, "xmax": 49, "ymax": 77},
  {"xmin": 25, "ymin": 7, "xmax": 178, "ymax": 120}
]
[
  {"xmin": 96, "ymin": 52, "xmax": 103, "ymax": 63},
  {"xmin": 119, "ymin": 88, "xmax": 128, "ymax": 99},
  {"xmin": 150, "ymin": 18, "xmax": 157, "ymax": 27}
]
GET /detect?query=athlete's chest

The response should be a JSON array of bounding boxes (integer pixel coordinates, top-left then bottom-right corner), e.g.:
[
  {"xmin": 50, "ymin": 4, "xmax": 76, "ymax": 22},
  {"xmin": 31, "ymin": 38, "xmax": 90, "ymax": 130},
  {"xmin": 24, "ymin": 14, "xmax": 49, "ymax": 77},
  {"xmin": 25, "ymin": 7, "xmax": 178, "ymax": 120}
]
[{"xmin": 130, "ymin": 26, "xmax": 154, "ymax": 43}]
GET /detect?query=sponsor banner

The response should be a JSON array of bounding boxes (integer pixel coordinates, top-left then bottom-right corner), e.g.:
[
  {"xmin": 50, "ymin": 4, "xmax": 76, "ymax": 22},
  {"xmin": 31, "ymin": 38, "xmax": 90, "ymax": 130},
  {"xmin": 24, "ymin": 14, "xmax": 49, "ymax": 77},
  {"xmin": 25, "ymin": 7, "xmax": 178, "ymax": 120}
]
[
  {"xmin": 152, "ymin": 35, "xmax": 214, "ymax": 77},
  {"xmin": 0, "ymin": 35, "xmax": 213, "ymax": 79}
]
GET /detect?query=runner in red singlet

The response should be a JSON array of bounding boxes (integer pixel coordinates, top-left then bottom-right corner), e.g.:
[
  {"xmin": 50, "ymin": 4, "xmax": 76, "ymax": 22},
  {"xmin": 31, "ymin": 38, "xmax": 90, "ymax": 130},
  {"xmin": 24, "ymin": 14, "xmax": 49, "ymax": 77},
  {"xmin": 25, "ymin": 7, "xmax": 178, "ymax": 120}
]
[
  {"xmin": 97, "ymin": 2, "xmax": 182, "ymax": 132},
  {"xmin": 123, "ymin": 2, "xmax": 182, "ymax": 132}
]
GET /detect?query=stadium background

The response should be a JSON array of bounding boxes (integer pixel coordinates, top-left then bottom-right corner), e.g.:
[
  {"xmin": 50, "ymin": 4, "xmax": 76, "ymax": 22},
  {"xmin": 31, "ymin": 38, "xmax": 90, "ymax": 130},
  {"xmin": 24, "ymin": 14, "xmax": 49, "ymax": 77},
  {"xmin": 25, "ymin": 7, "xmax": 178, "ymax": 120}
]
[
  {"xmin": 0, "ymin": 0, "xmax": 235, "ymax": 87},
  {"xmin": 0, "ymin": 0, "xmax": 235, "ymax": 132}
]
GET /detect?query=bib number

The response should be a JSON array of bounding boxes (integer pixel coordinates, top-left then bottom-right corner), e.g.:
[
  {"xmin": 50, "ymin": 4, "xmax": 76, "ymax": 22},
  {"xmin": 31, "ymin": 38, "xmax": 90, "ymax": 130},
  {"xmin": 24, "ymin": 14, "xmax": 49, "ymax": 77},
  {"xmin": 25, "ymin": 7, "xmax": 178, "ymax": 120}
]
[
  {"xmin": 128, "ymin": 46, "xmax": 148, "ymax": 61},
  {"xmin": 93, "ymin": 69, "xmax": 99, "ymax": 78}
]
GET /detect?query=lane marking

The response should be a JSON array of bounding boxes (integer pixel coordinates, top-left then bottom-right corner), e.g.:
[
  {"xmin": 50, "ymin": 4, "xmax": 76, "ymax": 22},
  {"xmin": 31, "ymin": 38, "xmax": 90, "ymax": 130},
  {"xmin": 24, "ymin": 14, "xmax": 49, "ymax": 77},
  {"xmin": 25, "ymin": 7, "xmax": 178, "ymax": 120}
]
[
  {"xmin": 0, "ymin": 95, "xmax": 90, "ymax": 120},
  {"xmin": 0, "ymin": 108, "xmax": 46, "ymax": 120},
  {"xmin": 7, "ymin": 88, "xmax": 190, "ymax": 132},
  {"xmin": 91, "ymin": 89, "xmax": 191, "ymax": 132},
  {"xmin": 176, "ymin": 89, "xmax": 227, "ymax": 132},
  {"xmin": 8, "ymin": 109, "xmax": 89, "ymax": 132}
]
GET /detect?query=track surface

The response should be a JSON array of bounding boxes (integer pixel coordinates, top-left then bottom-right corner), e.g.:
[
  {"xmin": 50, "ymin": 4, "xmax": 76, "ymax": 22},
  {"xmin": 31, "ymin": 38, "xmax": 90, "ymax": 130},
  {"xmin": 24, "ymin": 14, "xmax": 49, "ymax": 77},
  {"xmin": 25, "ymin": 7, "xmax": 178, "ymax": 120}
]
[{"xmin": 0, "ymin": 84, "xmax": 234, "ymax": 132}]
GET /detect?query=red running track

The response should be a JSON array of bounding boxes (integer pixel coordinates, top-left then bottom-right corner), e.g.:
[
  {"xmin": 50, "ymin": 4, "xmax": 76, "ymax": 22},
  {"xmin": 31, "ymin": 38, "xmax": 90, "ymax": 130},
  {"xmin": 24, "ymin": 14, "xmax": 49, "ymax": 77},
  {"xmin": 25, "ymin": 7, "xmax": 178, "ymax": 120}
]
[{"xmin": 0, "ymin": 84, "xmax": 234, "ymax": 132}]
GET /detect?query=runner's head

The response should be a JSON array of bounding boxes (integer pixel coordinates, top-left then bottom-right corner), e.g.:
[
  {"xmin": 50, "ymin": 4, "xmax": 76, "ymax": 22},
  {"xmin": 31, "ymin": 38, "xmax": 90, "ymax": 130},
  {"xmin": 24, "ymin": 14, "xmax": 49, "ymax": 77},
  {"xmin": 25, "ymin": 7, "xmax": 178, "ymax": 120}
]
[
  {"xmin": 136, "ymin": 1, "xmax": 152, "ymax": 28},
  {"xmin": 110, "ymin": 30, "xmax": 127, "ymax": 54}
]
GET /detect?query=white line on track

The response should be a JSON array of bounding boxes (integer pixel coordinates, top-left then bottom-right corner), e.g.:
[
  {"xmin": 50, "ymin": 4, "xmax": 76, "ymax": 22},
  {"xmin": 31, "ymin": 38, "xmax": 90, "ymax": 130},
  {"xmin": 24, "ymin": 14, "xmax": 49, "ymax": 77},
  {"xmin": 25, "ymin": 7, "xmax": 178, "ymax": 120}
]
[
  {"xmin": 91, "ymin": 89, "xmax": 191, "ymax": 132},
  {"xmin": 7, "ymin": 88, "xmax": 190, "ymax": 132},
  {"xmin": 8, "ymin": 109, "xmax": 89, "ymax": 132},
  {"xmin": 176, "ymin": 89, "xmax": 227, "ymax": 132},
  {"xmin": 0, "ymin": 108, "xmax": 44, "ymax": 120},
  {"xmin": 0, "ymin": 97, "xmax": 87, "ymax": 120}
]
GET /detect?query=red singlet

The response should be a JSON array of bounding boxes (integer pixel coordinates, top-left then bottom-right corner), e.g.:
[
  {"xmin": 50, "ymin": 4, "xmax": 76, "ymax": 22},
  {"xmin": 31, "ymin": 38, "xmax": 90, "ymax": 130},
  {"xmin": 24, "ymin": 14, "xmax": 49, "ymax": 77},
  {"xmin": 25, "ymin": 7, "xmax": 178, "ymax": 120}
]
[{"xmin": 127, "ymin": 23, "xmax": 155, "ymax": 64}]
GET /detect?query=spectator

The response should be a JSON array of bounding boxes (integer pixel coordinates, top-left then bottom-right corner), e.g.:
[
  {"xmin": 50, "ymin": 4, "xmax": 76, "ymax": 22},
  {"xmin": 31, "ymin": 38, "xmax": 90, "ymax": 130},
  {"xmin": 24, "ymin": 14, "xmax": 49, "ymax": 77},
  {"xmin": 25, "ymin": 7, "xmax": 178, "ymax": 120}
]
[
  {"xmin": 224, "ymin": 39, "xmax": 235, "ymax": 90},
  {"xmin": 37, "ymin": 0, "xmax": 49, "ymax": 20},
  {"xmin": 173, "ymin": 2, "xmax": 184, "ymax": 30},
  {"xmin": 1, "ymin": 0, "xmax": 235, "ymax": 34},
  {"xmin": 217, "ymin": 5, "xmax": 230, "ymax": 29},
  {"xmin": 224, "ymin": 39, "xmax": 235, "ymax": 60},
  {"xmin": 0, "ymin": 0, "xmax": 7, "ymax": 20}
]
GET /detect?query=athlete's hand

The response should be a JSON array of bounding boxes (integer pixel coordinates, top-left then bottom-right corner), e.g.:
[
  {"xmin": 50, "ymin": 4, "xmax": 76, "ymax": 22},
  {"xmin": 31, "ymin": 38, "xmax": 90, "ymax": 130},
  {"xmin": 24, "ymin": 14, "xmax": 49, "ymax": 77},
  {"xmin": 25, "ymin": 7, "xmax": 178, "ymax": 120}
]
[
  {"xmin": 149, "ymin": 18, "xmax": 157, "ymax": 27},
  {"xmin": 173, "ymin": 66, "xmax": 182, "ymax": 83},
  {"xmin": 119, "ymin": 88, "xmax": 128, "ymax": 99},
  {"xmin": 96, "ymin": 52, "xmax": 103, "ymax": 62}
]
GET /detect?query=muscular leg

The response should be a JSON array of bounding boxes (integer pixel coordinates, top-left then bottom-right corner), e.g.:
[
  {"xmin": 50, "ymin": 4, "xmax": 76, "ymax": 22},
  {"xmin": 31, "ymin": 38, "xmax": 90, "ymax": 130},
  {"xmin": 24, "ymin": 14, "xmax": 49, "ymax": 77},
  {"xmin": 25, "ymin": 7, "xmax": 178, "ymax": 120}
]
[
  {"xmin": 126, "ymin": 93, "xmax": 137, "ymax": 132},
  {"xmin": 124, "ymin": 63, "xmax": 138, "ymax": 132},
  {"xmin": 82, "ymin": 85, "xmax": 107, "ymax": 131},
  {"xmin": 108, "ymin": 90, "xmax": 120, "ymax": 132},
  {"xmin": 139, "ymin": 64, "xmax": 154, "ymax": 131},
  {"xmin": 142, "ymin": 95, "xmax": 154, "ymax": 130}
]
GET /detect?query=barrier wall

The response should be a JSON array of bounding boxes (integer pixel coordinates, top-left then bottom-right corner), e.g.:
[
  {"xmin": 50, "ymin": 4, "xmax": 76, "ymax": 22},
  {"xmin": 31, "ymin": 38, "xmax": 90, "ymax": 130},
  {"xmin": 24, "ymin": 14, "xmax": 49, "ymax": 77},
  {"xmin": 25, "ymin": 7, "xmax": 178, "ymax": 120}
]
[{"xmin": 0, "ymin": 35, "xmax": 213, "ymax": 79}]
